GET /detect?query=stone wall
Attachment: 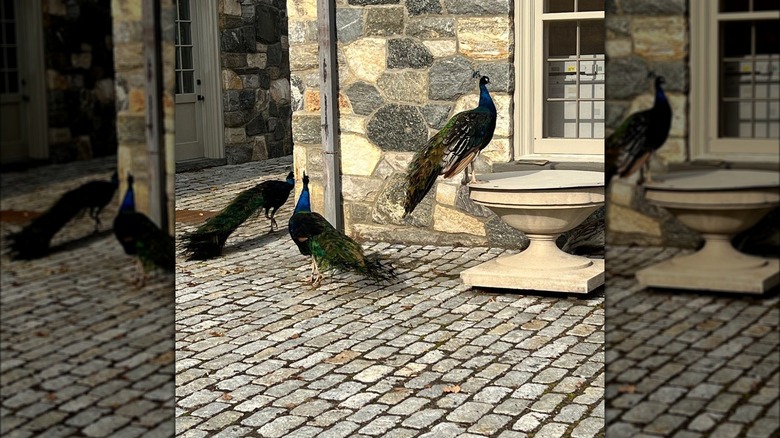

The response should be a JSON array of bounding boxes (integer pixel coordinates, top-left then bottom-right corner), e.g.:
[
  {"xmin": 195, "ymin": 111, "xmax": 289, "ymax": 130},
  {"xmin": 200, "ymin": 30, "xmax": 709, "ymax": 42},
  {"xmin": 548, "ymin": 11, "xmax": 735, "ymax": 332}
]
[
  {"xmin": 288, "ymin": 0, "xmax": 527, "ymax": 248},
  {"xmin": 43, "ymin": 0, "xmax": 116, "ymax": 163},
  {"xmin": 605, "ymin": 0, "xmax": 700, "ymax": 248},
  {"xmin": 112, "ymin": 1, "xmax": 176, "ymax": 233},
  {"xmin": 219, "ymin": 0, "xmax": 293, "ymax": 164}
]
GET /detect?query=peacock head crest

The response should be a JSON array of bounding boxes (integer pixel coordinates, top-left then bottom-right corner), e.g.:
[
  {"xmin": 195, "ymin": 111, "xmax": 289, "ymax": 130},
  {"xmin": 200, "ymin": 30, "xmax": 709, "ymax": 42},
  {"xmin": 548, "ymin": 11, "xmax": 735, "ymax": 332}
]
[{"xmin": 302, "ymin": 172, "xmax": 309, "ymax": 187}]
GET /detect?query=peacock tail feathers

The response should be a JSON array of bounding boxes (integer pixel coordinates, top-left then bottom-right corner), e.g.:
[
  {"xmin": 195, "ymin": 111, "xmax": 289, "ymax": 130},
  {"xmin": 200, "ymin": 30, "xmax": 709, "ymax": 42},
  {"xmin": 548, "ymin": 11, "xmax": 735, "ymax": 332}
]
[
  {"xmin": 402, "ymin": 75, "xmax": 496, "ymax": 217},
  {"xmin": 183, "ymin": 171, "xmax": 294, "ymax": 260}
]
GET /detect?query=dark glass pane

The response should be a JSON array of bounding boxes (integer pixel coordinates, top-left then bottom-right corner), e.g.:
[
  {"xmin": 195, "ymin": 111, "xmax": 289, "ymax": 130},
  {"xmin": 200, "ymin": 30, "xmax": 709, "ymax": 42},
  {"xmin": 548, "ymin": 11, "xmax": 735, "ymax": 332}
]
[
  {"xmin": 720, "ymin": 101, "xmax": 752, "ymax": 137},
  {"xmin": 548, "ymin": 21, "xmax": 577, "ymax": 57},
  {"xmin": 753, "ymin": 0, "xmax": 779, "ymax": 11},
  {"xmin": 720, "ymin": 0, "xmax": 749, "ymax": 12},
  {"xmin": 7, "ymin": 46, "xmax": 15, "ymax": 68},
  {"xmin": 755, "ymin": 21, "xmax": 779, "ymax": 55},
  {"xmin": 7, "ymin": 70, "xmax": 17, "ymax": 92},
  {"xmin": 175, "ymin": 48, "xmax": 180, "ymax": 68},
  {"xmin": 176, "ymin": 71, "xmax": 182, "ymax": 94},
  {"xmin": 5, "ymin": 21, "xmax": 15, "ymax": 45},
  {"xmin": 182, "ymin": 71, "xmax": 194, "ymax": 94},
  {"xmin": 722, "ymin": 21, "xmax": 752, "ymax": 57},
  {"xmin": 177, "ymin": 0, "xmax": 190, "ymax": 21},
  {"xmin": 578, "ymin": 0, "xmax": 604, "ymax": 11},
  {"xmin": 180, "ymin": 47, "xmax": 192, "ymax": 69},
  {"xmin": 3, "ymin": 0, "xmax": 14, "ymax": 19},
  {"xmin": 722, "ymin": 61, "xmax": 752, "ymax": 98},
  {"xmin": 180, "ymin": 22, "xmax": 192, "ymax": 46},
  {"xmin": 0, "ymin": 76, "xmax": 5, "ymax": 93},
  {"xmin": 546, "ymin": 0, "xmax": 574, "ymax": 13},
  {"xmin": 580, "ymin": 20, "xmax": 604, "ymax": 55},
  {"xmin": 0, "ymin": 49, "xmax": 5, "ymax": 69}
]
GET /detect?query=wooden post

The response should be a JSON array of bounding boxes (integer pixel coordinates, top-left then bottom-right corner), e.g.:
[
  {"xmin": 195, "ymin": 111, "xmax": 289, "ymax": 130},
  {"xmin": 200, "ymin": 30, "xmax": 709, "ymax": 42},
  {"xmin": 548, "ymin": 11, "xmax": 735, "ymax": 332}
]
[
  {"xmin": 317, "ymin": 0, "xmax": 343, "ymax": 230},
  {"xmin": 142, "ymin": 0, "xmax": 168, "ymax": 231}
]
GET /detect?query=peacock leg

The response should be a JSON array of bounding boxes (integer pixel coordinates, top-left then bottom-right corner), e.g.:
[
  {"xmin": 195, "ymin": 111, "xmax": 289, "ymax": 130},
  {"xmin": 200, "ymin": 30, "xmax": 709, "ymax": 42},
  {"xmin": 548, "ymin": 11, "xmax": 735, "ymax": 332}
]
[
  {"xmin": 469, "ymin": 162, "xmax": 478, "ymax": 184},
  {"xmin": 310, "ymin": 257, "xmax": 322, "ymax": 287},
  {"xmin": 269, "ymin": 207, "xmax": 279, "ymax": 232}
]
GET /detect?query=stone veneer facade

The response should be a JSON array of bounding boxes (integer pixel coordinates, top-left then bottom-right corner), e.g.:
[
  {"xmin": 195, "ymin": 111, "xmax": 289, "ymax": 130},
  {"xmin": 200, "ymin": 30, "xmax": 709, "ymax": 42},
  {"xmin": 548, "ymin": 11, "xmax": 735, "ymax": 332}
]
[
  {"xmin": 43, "ymin": 0, "xmax": 116, "ymax": 163},
  {"xmin": 111, "ymin": 0, "xmax": 176, "ymax": 232},
  {"xmin": 604, "ymin": 0, "xmax": 699, "ymax": 248},
  {"xmin": 219, "ymin": 0, "xmax": 294, "ymax": 164},
  {"xmin": 288, "ymin": 0, "xmax": 530, "ymax": 248}
]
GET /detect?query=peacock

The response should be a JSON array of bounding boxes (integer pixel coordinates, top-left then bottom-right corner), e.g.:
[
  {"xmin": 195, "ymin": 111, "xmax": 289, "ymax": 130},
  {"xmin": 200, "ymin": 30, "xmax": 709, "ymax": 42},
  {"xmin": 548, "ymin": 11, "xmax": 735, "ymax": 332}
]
[
  {"xmin": 605, "ymin": 74, "xmax": 672, "ymax": 185},
  {"xmin": 289, "ymin": 172, "xmax": 395, "ymax": 287},
  {"xmin": 183, "ymin": 171, "xmax": 295, "ymax": 260},
  {"xmin": 113, "ymin": 173, "xmax": 174, "ymax": 284},
  {"xmin": 403, "ymin": 75, "xmax": 497, "ymax": 217},
  {"xmin": 7, "ymin": 171, "xmax": 119, "ymax": 260}
]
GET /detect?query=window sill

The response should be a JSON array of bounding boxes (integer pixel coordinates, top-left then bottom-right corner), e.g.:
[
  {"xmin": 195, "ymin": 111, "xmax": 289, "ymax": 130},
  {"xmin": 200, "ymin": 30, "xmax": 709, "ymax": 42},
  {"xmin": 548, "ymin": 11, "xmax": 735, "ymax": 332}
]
[{"xmin": 491, "ymin": 159, "xmax": 604, "ymax": 173}]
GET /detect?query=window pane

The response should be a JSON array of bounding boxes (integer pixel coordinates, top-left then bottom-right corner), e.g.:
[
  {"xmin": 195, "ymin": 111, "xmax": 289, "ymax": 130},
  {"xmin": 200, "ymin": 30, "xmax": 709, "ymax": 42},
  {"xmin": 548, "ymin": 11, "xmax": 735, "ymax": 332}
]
[
  {"xmin": 180, "ymin": 46, "xmax": 193, "ymax": 69},
  {"xmin": 720, "ymin": 0, "xmax": 749, "ymax": 12},
  {"xmin": 182, "ymin": 71, "xmax": 194, "ymax": 94},
  {"xmin": 722, "ymin": 61, "xmax": 751, "ymax": 98},
  {"xmin": 179, "ymin": 22, "xmax": 192, "ymax": 46},
  {"xmin": 753, "ymin": 0, "xmax": 779, "ymax": 11},
  {"xmin": 548, "ymin": 61, "xmax": 577, "ymax": 98},
  {"xmin": 176, "ymin": 71, "xmax": 182, "ymax": 94},
  {"xmin": 546, "ymin": 0, "xmax": 574, "ymax": 13},
  {"xmin": 722, "ymin": 21, "xmax": 751, "ymax": 58},
  {"xmin": 7, "ymin": 70, "xmax": 17, "ymax": 93},
  {"xmin": 580, "ymin": 20, "xmax": 604, "ymax": 55},
  {"xmin": 177, "ymin": 0, "xmax": 190, "ymax": 21},
  {"xmin": 548, "ymin": 21, "xmax": 577, "ymax": 57},
  {"xmin": 578, "ymin": 0, "xmax": 604, "ymax": 12},
  {"xmin": 3, "ymin": 0, "xmax": 14, "ymax": 17},
  {"xmin": 755, "ymin": 21, "xmax": 779, "ymax": 55},
  {"xmin": 6, "ymin": 46, "xmax": 15, "ymax": 68},
  {"xmin": 5, "ymin": 22, "xmax": 14, "ymax": 45}
]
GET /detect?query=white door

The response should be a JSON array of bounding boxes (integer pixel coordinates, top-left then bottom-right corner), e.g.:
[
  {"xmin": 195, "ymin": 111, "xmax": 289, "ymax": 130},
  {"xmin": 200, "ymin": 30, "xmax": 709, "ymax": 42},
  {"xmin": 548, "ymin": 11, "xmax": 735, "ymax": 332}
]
[
  {"xmin": 0, "ymin": 0, "xmax": 46, "ymax": 164},
  {"xmin": 174, "ymin": 0, "xmax": 223, "ymax": 163}
]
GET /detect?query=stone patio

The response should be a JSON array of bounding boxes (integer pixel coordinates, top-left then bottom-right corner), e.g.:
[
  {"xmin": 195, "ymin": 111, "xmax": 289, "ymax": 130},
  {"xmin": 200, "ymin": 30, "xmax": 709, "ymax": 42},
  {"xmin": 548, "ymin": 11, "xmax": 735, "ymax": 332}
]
[
  {"xmin": 0, "ymin": 157, "xmax": 175, "ymax": 437},
  {"xmin": 605, "ymin": 245, "xmax": 779, "ymax": 438},
  {"xmin": 174, "ymin": 156, "xmax": 606, "ymax": 437}
]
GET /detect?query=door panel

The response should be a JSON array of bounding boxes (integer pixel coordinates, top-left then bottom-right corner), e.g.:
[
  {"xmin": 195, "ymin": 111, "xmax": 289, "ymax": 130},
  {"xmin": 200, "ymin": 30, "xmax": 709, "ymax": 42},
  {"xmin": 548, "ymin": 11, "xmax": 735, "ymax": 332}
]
[
  {"xmin": 174, "ymin": 0, "xmax": 205, "ymax": 162},
  {"xmin": 0, "ymin": 0, "xmax": 27, "ymax": 163}
]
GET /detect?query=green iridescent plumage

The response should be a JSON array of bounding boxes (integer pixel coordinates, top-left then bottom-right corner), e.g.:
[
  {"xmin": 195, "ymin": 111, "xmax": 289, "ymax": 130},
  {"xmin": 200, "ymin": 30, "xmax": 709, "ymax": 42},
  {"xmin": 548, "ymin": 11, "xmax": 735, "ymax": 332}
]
[
  {"xmin": 606, "ymin": 76, "xmax": 672, "ymax": 184},
  {"xmin": 113, "ymin": 174, "xmax": 174, "ymax": 282},
  {"xmin": 183, "ymin": 172, "xmax": 294, "ymax": 260},
  {"xmin": 403, "ymin": 76, "xmax": 496, "ymax": 217},
  {"xmin": 289, "ymin": 173, "xmax": 394, "ymax": 286}
]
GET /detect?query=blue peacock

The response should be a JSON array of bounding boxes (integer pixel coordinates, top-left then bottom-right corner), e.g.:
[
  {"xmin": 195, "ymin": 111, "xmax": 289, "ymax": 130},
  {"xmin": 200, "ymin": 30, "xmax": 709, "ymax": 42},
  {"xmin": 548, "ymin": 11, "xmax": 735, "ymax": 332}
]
[
  {"xmin": 606, "ymin": 75, "xmax": 672, "ymax": 185},
  {"xmin": 183, "ymin": 171, "xmax": 295, "ymax": 260},
  {"xmin": 403, "ymin": 75, "xmax": 497, "ymax": 217},
  {"xmin": 113, "ymin": 173, "xmax": 174, "ymax": 284},
  {"xmin": 288, "ymin": 173, "xmax": 394, "ymax": 287}
]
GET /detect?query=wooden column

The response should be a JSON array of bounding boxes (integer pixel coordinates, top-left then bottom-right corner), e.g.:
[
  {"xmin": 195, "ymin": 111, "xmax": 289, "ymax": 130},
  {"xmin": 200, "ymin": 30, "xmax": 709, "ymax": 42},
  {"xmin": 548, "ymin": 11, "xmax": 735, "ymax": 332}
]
[
  {"xmin": 317, "ymin": 0, "xmax": 343, "ymax": 230},
  {"xmin": 142, "ymin": 0, "xmax": 168, "ymax": 231}
]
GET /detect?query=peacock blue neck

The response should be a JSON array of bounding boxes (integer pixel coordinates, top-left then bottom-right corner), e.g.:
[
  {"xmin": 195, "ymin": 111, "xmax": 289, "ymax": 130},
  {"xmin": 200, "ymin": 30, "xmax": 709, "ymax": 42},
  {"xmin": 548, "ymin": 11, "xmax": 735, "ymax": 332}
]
[
  {"xmin": 295, "ymin": 185, "xmax": 311, "ymax": 213},
  {"xmin": 286, "ymin": 176, "xmax": 295, "ymax": 186},
  {"xmin": 655, "ymin": 82, "xmax": 668, "ymax": 106},
  {"xmin": 120, "ymin": 181, "xmax": 135, "ymax": 212},
  {"xmin": 479, "ymin": 83, "xmax": 496, "ymax": 114}
]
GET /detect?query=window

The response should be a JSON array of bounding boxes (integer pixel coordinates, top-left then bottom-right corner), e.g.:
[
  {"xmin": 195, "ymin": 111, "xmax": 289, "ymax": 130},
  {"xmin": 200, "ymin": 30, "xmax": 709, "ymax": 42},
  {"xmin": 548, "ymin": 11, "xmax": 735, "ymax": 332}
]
[
  {"xmin": 691, "ymin": 1, "xmax": 779, "ymax": 162},
  {"xmin": 175, "ymin": 0, "xmax": 195, "ymax": 95},
  {"xmin": 515, "ymin": 0, "xmax": 605, "ymax": 160}
]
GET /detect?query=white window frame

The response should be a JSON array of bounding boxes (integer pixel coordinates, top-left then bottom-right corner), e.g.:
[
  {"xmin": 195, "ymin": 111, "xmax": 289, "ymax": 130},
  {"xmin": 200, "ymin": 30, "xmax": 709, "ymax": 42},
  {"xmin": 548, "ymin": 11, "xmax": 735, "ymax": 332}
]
[
  {"xmin": 690, "ymin": 2, "xmax": 780, "ymax": 163},
  {"xmin": 514, "ymin": 0, "xmax": 604, "ymax": 163}
]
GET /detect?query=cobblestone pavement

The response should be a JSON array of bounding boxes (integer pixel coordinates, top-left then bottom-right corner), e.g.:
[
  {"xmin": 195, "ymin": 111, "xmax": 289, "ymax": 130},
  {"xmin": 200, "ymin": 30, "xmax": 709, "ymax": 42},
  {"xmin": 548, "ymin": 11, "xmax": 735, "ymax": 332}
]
[
  {"xmin": 605, "ymin": 245, "xmax": 779, "ymax": 437},
  {"xmin": 175, "ymin": 157, "xmax": 606, "ymax": 437},
  {"xmin": 1, "ymin": 157, "xmax": 175, "ymax": 437}
]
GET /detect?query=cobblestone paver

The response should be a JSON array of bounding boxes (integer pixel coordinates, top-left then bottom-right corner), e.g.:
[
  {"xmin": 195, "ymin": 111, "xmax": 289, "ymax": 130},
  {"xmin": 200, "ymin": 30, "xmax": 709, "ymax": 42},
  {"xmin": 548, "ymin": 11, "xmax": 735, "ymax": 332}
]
[
  {"xmin": 175, "ymin": 157, "xmax": 606, "ymax": 436},
  {"xmin": 606, "ymin": 245, "xmax": 780, "ymax": 437},
  {"xmin": 1, "ymin": 157, "xmax": 175, "ymax": 437}
]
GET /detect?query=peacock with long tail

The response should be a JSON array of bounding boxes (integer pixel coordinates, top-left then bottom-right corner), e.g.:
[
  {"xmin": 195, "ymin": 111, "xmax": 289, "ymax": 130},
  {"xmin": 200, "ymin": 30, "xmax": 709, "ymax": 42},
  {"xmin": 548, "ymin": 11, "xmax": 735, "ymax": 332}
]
[
  {"xmin": 183, "ymin": 171, "xmax": 295, "ymax": 260},
  {"xmin": 403, "ymin": 74, "xmax": 497, "ymax": 217},
  {"xmin": 113, "ymin": 173, "xmax": 174, "ymax": 284},
  {"xmin": 7, "ymin": 171, "xmax": 119, "ymax": 260},
  {"xmin": 289, "ymin": 172, "xmax": 395, "ymax": 287},
  {"xmin": 605, "ymin": 74, "xmax": 672, "ymax": 185}
]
